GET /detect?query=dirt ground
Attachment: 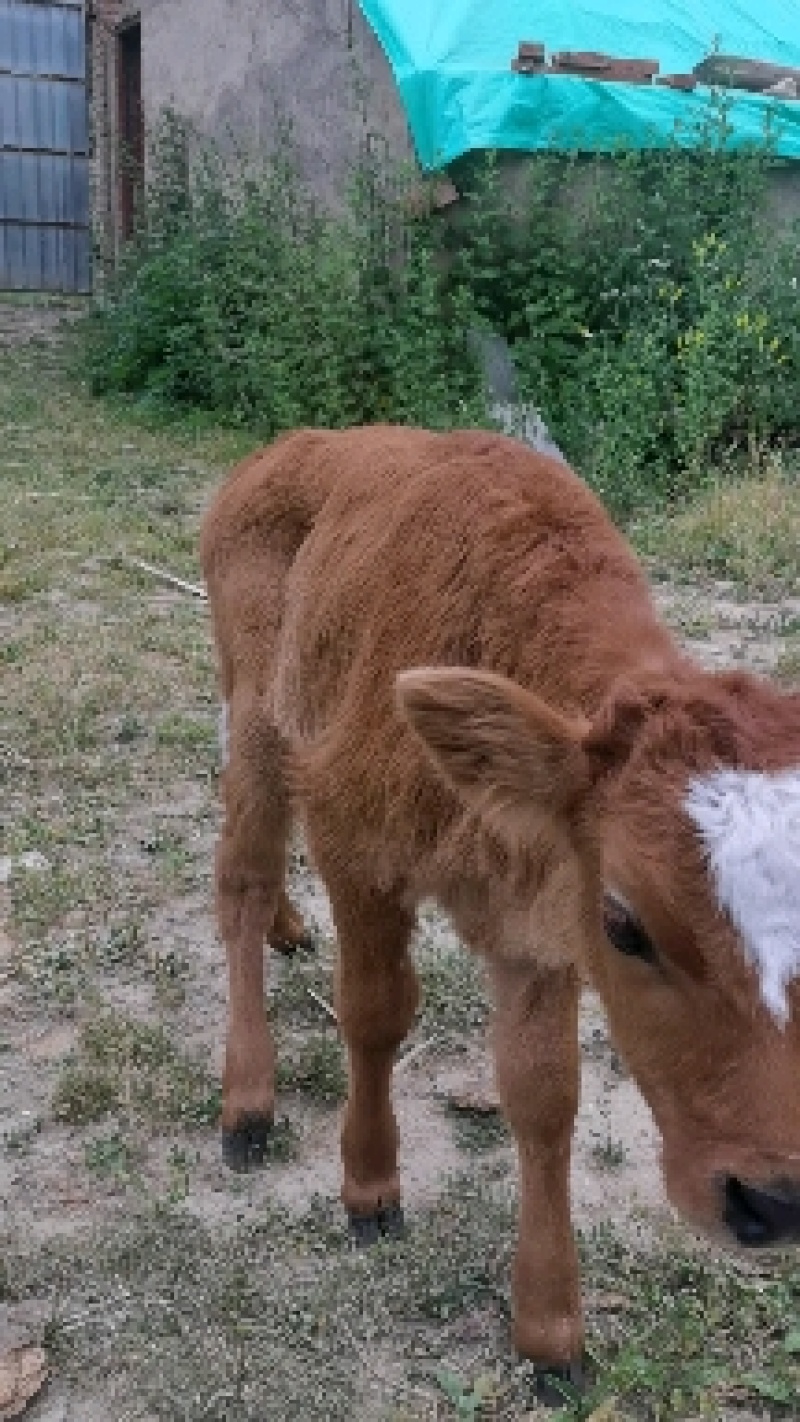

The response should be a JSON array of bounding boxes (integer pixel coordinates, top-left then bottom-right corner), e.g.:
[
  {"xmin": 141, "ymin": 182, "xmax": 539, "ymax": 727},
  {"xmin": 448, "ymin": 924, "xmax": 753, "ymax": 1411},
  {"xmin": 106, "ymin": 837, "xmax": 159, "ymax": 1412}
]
[{"xmin": 1, "ymin": 310, "xmax": 798, "ymax": 1420}]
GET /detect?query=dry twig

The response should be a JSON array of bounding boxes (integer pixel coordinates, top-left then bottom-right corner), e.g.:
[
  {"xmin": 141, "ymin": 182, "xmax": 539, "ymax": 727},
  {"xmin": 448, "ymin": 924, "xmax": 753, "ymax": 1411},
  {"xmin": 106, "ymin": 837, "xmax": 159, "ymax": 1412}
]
[
  {"xmin": 395, "ymin": 1036, "xmax": 440, "ymax": 1074},
  {"xmin": 118, "ymin": 555, "xmax": 208, "ymax": 601},
  {"xmin": 306, "ymin": 987, "xmax": 338, "ymax": 1025}
]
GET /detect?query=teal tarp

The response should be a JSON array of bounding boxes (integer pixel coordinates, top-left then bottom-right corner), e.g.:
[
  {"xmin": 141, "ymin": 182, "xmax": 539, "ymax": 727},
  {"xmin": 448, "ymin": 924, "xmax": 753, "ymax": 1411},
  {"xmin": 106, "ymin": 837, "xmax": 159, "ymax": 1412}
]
[{"xmin": 357, "ymin": 1, "xmax": 800, "ymax": 166}]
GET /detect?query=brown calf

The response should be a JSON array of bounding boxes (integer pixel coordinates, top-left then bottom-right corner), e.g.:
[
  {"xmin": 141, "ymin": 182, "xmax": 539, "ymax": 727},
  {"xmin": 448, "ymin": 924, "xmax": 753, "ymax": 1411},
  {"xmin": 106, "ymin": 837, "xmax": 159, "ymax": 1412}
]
[{"xmin": 201, "ymin": 427, "xmax": 800, "ymax": 1396}]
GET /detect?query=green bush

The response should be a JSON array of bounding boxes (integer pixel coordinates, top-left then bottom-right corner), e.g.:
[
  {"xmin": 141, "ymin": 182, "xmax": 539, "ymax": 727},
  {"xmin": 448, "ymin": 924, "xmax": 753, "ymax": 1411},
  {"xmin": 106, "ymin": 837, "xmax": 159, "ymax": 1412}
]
[
  {"xmin": 83, "ymin": 113, "xmax": 485, "ymax": 435},
  {"xmin": 83, "ymin": 103, "xmax": 799, "ymax": 519},
  {"xmin": 449, "ymin": 105, "xmax": 799, "ymax": 514}
]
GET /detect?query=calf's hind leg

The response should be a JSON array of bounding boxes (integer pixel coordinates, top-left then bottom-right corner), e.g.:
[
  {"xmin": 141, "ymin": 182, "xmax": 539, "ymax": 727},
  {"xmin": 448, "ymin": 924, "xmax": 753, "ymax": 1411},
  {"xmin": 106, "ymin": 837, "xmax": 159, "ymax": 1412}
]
[
  {"xmin": 320, "ymin": 868, "xmax": 420, "ymax": 1244},
  {"xmin": 216, "ymin": 692, "xmax": 293, "ymax": 1171}
]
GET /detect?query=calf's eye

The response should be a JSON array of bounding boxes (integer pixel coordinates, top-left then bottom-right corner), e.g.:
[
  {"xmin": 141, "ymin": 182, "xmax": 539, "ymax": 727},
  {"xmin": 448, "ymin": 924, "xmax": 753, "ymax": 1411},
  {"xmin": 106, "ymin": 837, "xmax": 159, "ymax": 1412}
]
[{"xmin": 603, "ymin": 893, "xmax": 657, "ymax": 963}]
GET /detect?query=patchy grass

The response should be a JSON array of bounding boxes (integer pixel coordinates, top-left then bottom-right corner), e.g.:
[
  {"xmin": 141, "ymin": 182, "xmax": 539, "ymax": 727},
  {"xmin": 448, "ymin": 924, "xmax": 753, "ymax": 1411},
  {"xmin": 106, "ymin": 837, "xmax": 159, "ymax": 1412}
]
[
  {"xmin": 10, "ymin": 864, "xmax": 98, "ymax": 943},
  {"xmin": 3, "ymin": 1171, "xmax": 799, "ymax": 1421},
  {"xmin": 633, "ymin": 458, "xmax": 800, "ymax": 590},
  {"xmin": 276, "ymin": 1031, "xmax": 348, "ymax": 1105},
  {"xmin": 13, "ymin": 913, "xmax": 163, "ymax": 1015},
  {"xmin": 580, "ymin": 1225, "xmax": 800, "ymax": 1417},
  {"xmin": 52, "ymin": 1013, "xmax": 220, "ymax": 1129},
  {"xmin": 448, "ymin": 1105, "xmax": 510, "ymax": 1155},
  {"xmin": 155, "ymin": 711, "xmax": 217, "ymax": 756}
]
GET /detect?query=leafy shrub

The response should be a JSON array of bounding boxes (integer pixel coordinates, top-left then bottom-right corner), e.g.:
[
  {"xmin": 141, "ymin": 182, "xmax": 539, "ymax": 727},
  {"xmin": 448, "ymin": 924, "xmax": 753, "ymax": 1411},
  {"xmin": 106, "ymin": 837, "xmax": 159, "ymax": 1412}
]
[
  {"xmin": 450, "ymin": 103, "xmax": 799, "ymax": 514},
  {"xmin": 83, "ymin": 113, "xmax": 485, "ymax": 436},
  {"xmin": 83, "ymin": 102, "xmax": 799, "ymax": 519}
]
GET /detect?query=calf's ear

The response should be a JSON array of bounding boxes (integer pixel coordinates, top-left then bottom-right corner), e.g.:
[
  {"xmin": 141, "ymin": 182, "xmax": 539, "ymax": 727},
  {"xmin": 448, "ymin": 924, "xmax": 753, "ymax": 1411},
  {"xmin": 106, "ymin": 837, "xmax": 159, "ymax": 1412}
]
[{"xmin": 396, "ymin": 668, "xmax": 594, "ymax": 842}]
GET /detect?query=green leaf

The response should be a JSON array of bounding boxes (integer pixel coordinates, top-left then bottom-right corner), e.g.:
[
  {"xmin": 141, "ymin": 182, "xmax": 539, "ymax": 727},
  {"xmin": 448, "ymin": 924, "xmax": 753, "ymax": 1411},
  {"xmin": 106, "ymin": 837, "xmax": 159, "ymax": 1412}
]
[
  {"xmin": 435, "ymin": 1370, "xmax": 466, "ymax": 1404},
  {"xmin": 744, "ymin": 1374, "xmax": 794, "ymax": 1403}
]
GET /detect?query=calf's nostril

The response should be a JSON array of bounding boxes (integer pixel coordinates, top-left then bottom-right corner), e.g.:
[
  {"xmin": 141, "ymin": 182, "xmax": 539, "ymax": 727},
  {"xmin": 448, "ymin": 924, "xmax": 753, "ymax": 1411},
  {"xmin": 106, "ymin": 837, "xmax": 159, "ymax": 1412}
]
[
  {"xmin": 724, "ymin": 1176, "xmax": 800, "ymax": 1247},
  {"xmin": 723, "ymin": 1177, "xmax": 772, "ymax": 1246}
]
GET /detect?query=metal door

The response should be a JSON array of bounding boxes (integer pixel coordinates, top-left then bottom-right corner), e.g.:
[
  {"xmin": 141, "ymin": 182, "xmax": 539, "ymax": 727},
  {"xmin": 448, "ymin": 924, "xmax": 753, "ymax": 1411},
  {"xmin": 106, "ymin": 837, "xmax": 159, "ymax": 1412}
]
[{"xmin": 0, "ymin": 0, "xmax": 90, "ymax": 293}]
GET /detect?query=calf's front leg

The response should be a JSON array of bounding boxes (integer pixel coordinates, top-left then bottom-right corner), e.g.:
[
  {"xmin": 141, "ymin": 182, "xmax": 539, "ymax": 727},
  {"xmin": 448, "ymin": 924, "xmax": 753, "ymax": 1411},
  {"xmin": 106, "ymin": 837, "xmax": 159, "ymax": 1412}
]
[
  {"xmin": 489, "ymin": 958, "xmax": 584, "ymax": 1400},
  {"xmin": 318, "ymin": 869, "xmax": 419, "ymax": 1245}
]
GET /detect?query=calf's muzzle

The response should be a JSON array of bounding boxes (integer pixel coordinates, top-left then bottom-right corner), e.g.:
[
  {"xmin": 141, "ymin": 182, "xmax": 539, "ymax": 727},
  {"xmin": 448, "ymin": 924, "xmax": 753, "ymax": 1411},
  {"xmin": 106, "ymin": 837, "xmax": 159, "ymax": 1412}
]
[{"xmin": 723, "ymin": 1176, "xmax": 800, "ymax": 1247}]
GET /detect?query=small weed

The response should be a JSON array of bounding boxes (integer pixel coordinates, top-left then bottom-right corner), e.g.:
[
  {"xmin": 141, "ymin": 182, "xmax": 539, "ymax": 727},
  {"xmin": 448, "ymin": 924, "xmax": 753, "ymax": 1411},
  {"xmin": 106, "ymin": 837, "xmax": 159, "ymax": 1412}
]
[
  {"xmin": 166, "ymin": 1143, "xmax": 193, "ymax": 1203},
  {"xmin": 674, "ymin": 612, "xmax": 713, "ymax": 639},
  {"xmin": 776, "ymin": 640, "xmax": 800, "ymax": 687},
  {"xmin": 96, "ymin": 919, "xmax": 145, "ymax": 969},
  {"xmin": 3, "ymin": 1114, "xmax": 42, "ymax": 1154},
  {"xmin": 435, "ymin": 1369, "xmax": 496, "ymax": 1419},
  {"xmin": 17, "ymin": 919, "xmax": 151, "ymax": 1011},
  {"xmin": 53, "ymin": 1060, "xmax": 119, "ymax": 1123},
  {"xmin": 147, "ymin": 945, "xmax": 190, "ymax": 1007},
  {"xmin": 262, "ymin": 1116, "xmax": 301, "ymax": 1163},
  {"xmin": 115, "ymin": 712, "xmax": 145, "ymax": 744},
  {"xmin": 84, "ymin": 1131, "xmax": 139, "ymax": 1180},
  {"xmin": 591, "ymin": 1137, "xmax": 628, "ymax": 1170},
  {"xmin": 155, "ymin": 713, "xmax": 215, "ymax": 754},
  {"xmin": 11, "ymin": 866, "xmax": 85, "ymax": 940},
  {"xmin": 276, "ymin": 1032, "xmax": 347, "ymax": 1104},
  {"xmin": 16, "ymin": 935, "xmax": 89, "ymax": 1011},
  {"xmin": 4, "ymin": 816, "xmax": 57, "ymax": 854},
  {"xmin": 140, "ymin": 828, "xmax": 192, "ymax": 884},
  {"xmin": 448, "ymin": 1105, "xmax": 509, "ymax": 1154}
]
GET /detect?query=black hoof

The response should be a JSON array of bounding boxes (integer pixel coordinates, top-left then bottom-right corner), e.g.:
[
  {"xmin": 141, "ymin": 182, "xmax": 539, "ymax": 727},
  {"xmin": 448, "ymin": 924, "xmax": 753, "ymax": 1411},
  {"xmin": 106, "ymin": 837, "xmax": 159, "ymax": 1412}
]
[
  {"xmin": 349, "ymin": 1214, "xmax": 382, "ymax": 1248},
  {"xmin": 271, "ymin": 933, "xmax": 317, "ymax": 958},
  {"xmin": 221, "ymin": 1114, "xmax": 273, "ymax": 1172},
  {"xmin": 531, "ymin": 1360, "xmax": 586, "ymax": 1407},
  {"xmin": 348, "ymin": 1202, "xmax": 406, "ymax": 1249}
]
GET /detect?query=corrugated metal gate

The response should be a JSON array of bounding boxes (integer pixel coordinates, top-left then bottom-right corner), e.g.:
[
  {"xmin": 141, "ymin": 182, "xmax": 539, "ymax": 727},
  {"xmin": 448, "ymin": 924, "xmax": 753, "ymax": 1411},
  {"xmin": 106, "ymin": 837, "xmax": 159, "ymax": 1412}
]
[{"xmin": 0, "ymin": 0, "xmax": 90, "ymax": 292}]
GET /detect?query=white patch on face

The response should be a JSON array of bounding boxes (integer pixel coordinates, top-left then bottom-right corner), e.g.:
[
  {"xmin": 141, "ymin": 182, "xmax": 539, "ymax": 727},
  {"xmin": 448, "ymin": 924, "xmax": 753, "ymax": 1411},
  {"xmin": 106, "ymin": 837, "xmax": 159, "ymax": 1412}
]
[
  {"xmin": 219, "ymin": 701, "xmax": 230, "ymax": 768},
  {"xmin": 685, "ymin": 768, "xmax": 800, "ymax": 1025}
]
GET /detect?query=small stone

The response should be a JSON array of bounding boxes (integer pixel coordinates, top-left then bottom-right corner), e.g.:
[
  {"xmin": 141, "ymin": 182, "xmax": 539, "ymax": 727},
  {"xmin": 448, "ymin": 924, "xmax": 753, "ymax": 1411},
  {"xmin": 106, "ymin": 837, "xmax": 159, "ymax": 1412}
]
[{"xmin": 0, "ymin": 1344, "xmax": 48, "ymax": 1419}]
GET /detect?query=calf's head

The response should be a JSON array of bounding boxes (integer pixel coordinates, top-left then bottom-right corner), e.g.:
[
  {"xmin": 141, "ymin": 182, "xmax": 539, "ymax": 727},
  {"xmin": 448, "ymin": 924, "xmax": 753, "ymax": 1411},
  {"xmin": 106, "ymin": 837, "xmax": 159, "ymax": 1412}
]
[{"xmin": 397, "ymin": 666, "xmax": 800, "ymax": 1250}]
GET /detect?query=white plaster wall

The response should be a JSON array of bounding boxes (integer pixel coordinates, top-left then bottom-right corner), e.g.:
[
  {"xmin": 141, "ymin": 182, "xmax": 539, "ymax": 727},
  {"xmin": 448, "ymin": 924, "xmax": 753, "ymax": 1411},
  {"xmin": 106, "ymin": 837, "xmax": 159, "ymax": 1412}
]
[{"xmin": 139, "ymin": 0, "xmax": 412, "ymax": 201}]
